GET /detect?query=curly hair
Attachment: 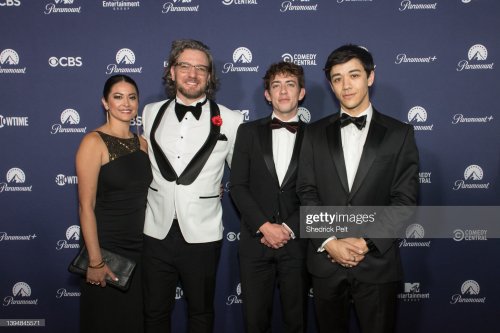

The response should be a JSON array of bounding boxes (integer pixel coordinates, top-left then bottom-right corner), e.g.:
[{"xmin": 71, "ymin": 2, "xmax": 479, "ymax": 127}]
[{"xmin": 263, "ymin": 61, "xmax": 305, "ymax": 91}]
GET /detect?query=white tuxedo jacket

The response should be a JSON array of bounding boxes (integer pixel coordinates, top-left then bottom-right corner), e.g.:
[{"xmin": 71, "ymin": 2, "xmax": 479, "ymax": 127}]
[{"xmin": 142, "ymin": 99, "xmax": 243, "ymax": 243}]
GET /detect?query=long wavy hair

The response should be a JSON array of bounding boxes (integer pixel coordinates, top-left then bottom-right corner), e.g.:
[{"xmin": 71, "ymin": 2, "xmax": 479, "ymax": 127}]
[{"xmin": 163, "ymin": 39, "xmax": 219, "ymax": 100}]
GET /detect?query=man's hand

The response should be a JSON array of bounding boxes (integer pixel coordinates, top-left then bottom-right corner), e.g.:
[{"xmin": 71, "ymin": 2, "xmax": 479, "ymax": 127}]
[
  {"xmin": 259, "ymin": 222, "xmax": 290, "ymax": 249},
  {"xmin": 324, "ymin": 238, "xmax": 365, "ymax": 268}
]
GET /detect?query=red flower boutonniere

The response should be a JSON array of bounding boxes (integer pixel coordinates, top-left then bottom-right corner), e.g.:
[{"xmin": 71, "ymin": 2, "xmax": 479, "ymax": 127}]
[{"xmin": 211, "ymin": 115, "xmax": 223, "ymax": 127}]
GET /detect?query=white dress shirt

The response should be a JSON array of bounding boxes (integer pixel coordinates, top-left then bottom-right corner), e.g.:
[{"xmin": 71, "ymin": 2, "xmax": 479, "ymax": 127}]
[
  {"xmin": 271, "ymin": 113, "xmax": 298, "ymax": 186},
  {"xmin": 156, "ymin": 97, "xmax": 210, "ymax": 176},
  {"xmin": 319, "ymin": 104, "xmax": 373, "ymax": 252},
  {"xmin": 341, "ymin": 104, "xmax": 373, "ymax": 191}
]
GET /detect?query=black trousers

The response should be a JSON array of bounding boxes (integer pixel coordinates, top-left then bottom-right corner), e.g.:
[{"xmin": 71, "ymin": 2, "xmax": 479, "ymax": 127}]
[
  {"xmin": 312, "ymin": 271, "xmax": 399, "ymax": 333},
  {"xmin": 239, "ymin": 247, "xmax": 309, "ymax": 333},
  {"xmin": 142, "ymin": 220, "xmax": 222, "ymax": 333}
]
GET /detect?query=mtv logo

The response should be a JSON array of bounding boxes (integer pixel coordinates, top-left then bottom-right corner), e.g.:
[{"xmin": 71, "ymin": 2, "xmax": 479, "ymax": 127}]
[
  {"xmin": 238, "ymin": 110, "xmax": 249, "ymax": 121},
  {"xmin": 404, "ymin": 283, "xmax": 420, "ymax": 293}
]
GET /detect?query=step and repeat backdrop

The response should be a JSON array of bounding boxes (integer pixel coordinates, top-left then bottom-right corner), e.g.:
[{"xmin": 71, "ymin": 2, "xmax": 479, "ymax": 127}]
[{"xmin": 0, "ymin": 1, "xmax": 498, "ymax": 332}]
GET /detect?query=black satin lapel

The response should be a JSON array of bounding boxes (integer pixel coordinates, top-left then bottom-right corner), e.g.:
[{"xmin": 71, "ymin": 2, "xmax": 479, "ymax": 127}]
[
  {"xmin": 259, "ymin": 118, "xmax": 279, "ymax": 184},
  {"xmin": 177, "ymin": 100, "xmax": 221, "ymax": 185},
  {"xmin": 281, "ymin": 121, "xmax": 305, "ymax": 188},
  {"xmin": 150, "ymin": 99, "xmax": 178, "ymax": 181},
  {"xmin": 349, "ymin": 116, "xmax": 387, "ymax": 198},
  {"xmin": 327, "ymin": 116, "xmax": 349, "ymax": 194}
]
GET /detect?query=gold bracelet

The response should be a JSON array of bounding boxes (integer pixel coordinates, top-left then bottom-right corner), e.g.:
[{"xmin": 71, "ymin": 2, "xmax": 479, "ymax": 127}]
[{"xmin": 88, "ymin": 260, "xmax": 105, "ymax": 269}]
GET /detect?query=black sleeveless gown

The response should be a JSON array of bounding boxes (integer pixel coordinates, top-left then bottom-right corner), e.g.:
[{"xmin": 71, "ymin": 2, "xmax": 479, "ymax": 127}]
[{"xmin": 80, "ymin": 131, "xmax": 152, "ymax": 333}]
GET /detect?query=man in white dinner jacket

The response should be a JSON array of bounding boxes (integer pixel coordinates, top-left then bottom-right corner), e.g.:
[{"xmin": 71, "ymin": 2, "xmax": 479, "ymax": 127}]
[{"xmin": 141, "ymin": 39, "xmax": 243, "ymax": 333}]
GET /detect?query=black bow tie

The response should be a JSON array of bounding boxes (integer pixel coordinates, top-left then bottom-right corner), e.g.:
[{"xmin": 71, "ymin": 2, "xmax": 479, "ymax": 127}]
[
  {"xmin": 175, "ymin": 99, "xmax": 207, "ymax": 122},
  {"xmin": 270, "ymin": 117, "xmax": 299, "ymax": 134},
  {"xmin": 340, "ymin": 113, "xmax": 367, "ymax": 130}
]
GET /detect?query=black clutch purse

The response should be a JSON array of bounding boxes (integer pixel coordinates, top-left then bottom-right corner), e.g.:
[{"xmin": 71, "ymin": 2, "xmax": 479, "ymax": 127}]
[{"xmin": 68, "ymin": 245, "xmax": 136, "ymax": 291}]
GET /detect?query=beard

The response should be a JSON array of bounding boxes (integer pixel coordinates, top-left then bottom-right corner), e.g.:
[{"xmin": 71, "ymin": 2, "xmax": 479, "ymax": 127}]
[{"xmin": 176, "ymin": 81, "xmax": 207, "ymax": 101}]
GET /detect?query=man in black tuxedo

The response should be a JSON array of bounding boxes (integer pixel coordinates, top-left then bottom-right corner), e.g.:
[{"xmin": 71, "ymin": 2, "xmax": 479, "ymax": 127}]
[
  {"xmin": 231, "ymin": 62, "xmax": 309, "ymax": 333},
  {"xmin": 297, "ymin": 44, "xmax": 419, "ymax": 333}
]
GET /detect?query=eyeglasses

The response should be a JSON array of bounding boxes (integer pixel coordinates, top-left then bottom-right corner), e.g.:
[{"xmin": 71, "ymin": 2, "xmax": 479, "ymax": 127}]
[{"xmin": 175, "ymin": 62, "xmax": 209, "ymax": 75}]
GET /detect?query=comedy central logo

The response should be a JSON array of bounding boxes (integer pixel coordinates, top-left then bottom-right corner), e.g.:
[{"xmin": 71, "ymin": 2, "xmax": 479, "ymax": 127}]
[
  {"xmin": 457, "ymin": 44, "xmax": 494, "ymax": 71},
  {"xmin": 226, "ymin": 283, "xmax": 243, "ymax": 305},
  {"xmin": 452, "ymin": 229, "xmax": 487, "ymax": 242},
  {"xmin": 399, "ymin": 223, "xmax": 431, "ymax": 248},
  {"xmin": 281, "ymin": 52, "xmax": 317, "ymax": 66},
  {"xmin": 106, "ymin": 48, "xmax": 142, "ymax": 75},
  {"xmin": 56, "ymin": 225, "xmax": 80, "ymax": 250},
  {"xmin": 453, "ymin": 164, "xmax": 490, "ymax": 190},
  {"xmin": 222, "ymin": 0, "xmax": 258, "ymax": 6},
  {"xmin": 50, "ymin": 109, "xmax": 87, "ymax": 134},
  {"xmin": 407, "ymin": 106, "xmax": 433, "ymax": 131},
  {"xmin": 450, "ymin": 280, "xmax": 486, "ymax": 304},
  {"xmin": 222, "ymin": 47, "xmax": 259, "ymax": 74},
  {"xmin": 0, "ymin": 49, "xmax": 26, "ymax": 74},
  {"xmin": 0, "ymin": 168, "xmax": 33, "ymax": 193},
  {"xmin": 3, "ymin": 282, "xmax": 39, "ymax": 306}
]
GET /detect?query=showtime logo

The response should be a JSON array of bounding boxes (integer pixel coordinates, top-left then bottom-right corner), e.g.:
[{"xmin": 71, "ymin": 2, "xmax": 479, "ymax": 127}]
[
  {"xmin": 222, "ymin": 47, "xmax": 259, "ymax": 74},
  {"xmin": 450, "ymin": 280, "xmax": 486, "ymax": 304},
  {"xmin": 0, "ymin": 49, "xmax": 26, "ymax": 74},
  {"xmin": 50, "ymin": 108, "xmax": 87, "ymax": 134},
  {"xmin": 106, "ymin": 48, "xmax": 143, "ymax": 75},
  {"xmin": 162, "ymin": 0, "xmax": 199, "ymax": 13},
  {"xmin": 453, "ymin": 164, "xmax": 490, "ymax": 190},
  {"xmin": 0, "ymin": 168, "xmax": 33, "ymax": 193},
  {"xmin": 3, "ymin": 282, "xmax": 39, "ymax": 306},
  {"xmin": 55, "ymin": 174, "xmax": 78, "ymax": 186},
  {"xmin": 56, "ymin": 225, "xmax": 80, "ymax": 250},
  {"xmin": 0, "ymin": 114, "xmax": 29, "ymax": 128},
  {"xmin": 457, "ymin": 44, "xmax": 494, "ymax": 71}
]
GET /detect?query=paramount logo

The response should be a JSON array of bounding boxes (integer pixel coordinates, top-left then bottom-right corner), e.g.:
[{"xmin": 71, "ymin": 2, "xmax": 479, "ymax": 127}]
[
  {"xmin": 162, "ymin": 0, "xmax": 199, "ymax": 13},
  {"xmin": 399, "ymin": 0, "xmax": 437, "ymax": 11},
  {"xmin": 450, "ymin": 280, "xmax": 486, "ymax": 304},
  {"xmin": 280, "ymin": 0, "xmax": 318, "ymax": 12},
  {"xmin": 0, "ymin": 49, "xmax": 27, "ymax": 74},
  {"xmin": 44, "ymin": 0, "xmax": 81, "ymax": 14},
  {"xmin": 395, "ymin": 53, "xmax": 437, "ymax": 64},
  {"xmin": 457, "ymin": 44, "xmax": 494, "ymax": 71},
  {"xmin": 452, "ymin": 114, "xmax": 493, "ymax": 125},
  {"xmin": 453, "ymin": 164, "xmax": 490, "ymax": 190},
  {"xmin": 106, "ymin": 48, "xmax": 142, "ymax": 75},
  {"xmin": 0, "ymin": 168, "xmax": 33, "ymax": 193},
  {"xmin": 222, "ymin": 47, "xmax": 259, "ymax": 74},
  {"xmin": 50, "ymin": 109, "xmax": 87, "ymax": 134},
  {"xmin": 399, "ymin": 224, "xmax": 431, "ymax": 248},
  {"xmin": 407, "ymin": 106, "xmax": 433, "ymax": 131}
]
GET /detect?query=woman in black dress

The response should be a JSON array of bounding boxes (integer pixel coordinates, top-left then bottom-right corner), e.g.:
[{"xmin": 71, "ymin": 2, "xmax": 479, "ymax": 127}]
[{"xmin": 76, "ymin": 75, "xmax": 152, "ymax": 333}]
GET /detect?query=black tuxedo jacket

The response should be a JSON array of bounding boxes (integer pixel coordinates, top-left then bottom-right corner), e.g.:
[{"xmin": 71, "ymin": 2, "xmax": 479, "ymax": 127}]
[
  {"xmin": 297, "ymin": 110, "xmax": 419, "ymax": 283},
  {"xmin": 230, "ymin": 116, "xmax": 308, "ymax": 258}
]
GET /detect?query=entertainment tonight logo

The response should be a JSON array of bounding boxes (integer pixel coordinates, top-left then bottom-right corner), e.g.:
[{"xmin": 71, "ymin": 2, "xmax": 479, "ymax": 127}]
[{"xmin": 452, "ymin": 165, "xmax": 489, "ymax": 190}]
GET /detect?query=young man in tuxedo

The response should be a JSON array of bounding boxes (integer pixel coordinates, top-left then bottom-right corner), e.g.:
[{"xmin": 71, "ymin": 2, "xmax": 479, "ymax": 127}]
[
  {"xmin": 297, "ymin": 44, "xmax": 419, "ymax": 333},
  {"xmin": 231, "ymin": 62, "xmax": 309, "ymax": 333},
  {"xmin": 141, "ymin": 39, "xmax": 243, "ymax": 333}
]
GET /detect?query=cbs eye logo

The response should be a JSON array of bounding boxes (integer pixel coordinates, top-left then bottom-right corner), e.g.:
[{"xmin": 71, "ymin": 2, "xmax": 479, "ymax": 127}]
[
  {"xmin": 48, "ymin": 56, "xmax": 83, "ymax": 67},
  {"xmin": 0, "ymin": 0, "xmax": 21, "ymax": 6}
]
